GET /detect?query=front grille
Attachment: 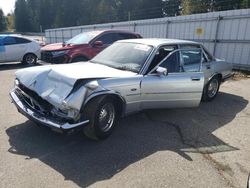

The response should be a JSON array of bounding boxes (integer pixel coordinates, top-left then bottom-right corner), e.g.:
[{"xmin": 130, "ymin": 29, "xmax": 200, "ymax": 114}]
[
  {"xmin": 41, "ymin": 51, "xmax": 67, "ymax": 64},
  {"xmin": 16, "ymin": 84, "xmax": 53, "ymax": 113},
  {"xmin": 41, "ymin": 51, "xmax": 53, "ymax": 63},
  {"xmin": 15, "ymin": 84, "xmax": 74, "ymax": 123}
]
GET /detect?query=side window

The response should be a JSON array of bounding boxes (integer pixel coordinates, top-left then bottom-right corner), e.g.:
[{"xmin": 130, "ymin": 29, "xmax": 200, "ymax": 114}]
[
  {"xmin": 14, "ymin": 37, "xmax": 31, "ymax": 44},
  {"xmin": 202, "ymin": 46, "xmax": 214, "ymax": 61},
  {"xmin": 148, "ymin": 45, "xmax": 177, "ymax": 73},
  {"xmin": 181, "ymin": 43, "xmax": 207, "ymax": 63},
  {"xmin": 118, "ymin": 33, "xmax": 137, "ymax": 40},
  {"xmin": 96, "ymin": 33, "xmax": 116, "ymax": 45},
  {"xmin": 3, "ymin": 37, "xmax": 16, "ymax": 45},
  {"xmin": 180, "ymin": 49, "xmax": 202, "ymax": 72},
  {"xmin": 160, "ymin": 52, "xmax": 179, "ymax": 73}
]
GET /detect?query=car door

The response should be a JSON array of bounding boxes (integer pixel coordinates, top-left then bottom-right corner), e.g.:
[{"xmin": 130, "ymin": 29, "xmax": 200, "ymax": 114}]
[
  {"xmin": 3, "ymin": 36, "xmax": 26, "ymax": 61},
  {"xmin": 180, "ymin": 44, "xmax": 214, "ymax": 83},
  {"xmin": 141, "ymin": 47, "xmax": 204, "ymax": 109},
  {"xmin": 0, "ymin": 38, "xmax": 5, "ymax": 62}
]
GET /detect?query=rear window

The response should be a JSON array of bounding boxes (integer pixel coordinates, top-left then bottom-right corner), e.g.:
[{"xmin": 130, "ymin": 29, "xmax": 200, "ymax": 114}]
[
  {"xmin": 66, "ymin": 32, "xmax": 98, "ymax": 45},
  {"xmin": 3, "ymin": 37, "xmax": 16, "ymax": 45},
  {"xmin": 14, "ymin": 37, "xmax": 31, "ymax": 44},
  {"xmin": 118, "ymin": 33, "xmax": 138, "ymax": 39}
]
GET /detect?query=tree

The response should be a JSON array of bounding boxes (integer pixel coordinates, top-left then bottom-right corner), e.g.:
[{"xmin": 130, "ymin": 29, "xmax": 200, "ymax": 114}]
[
  {"xmin": 182, "ymin": 0, "xmax": 210, "ymax": 15},
  {"xmin": 6, "ymin": 12, "xmax": 15, "ymax": 31},
  {"xmin": 132, "ymin": 0, "xmax": 163, "ymax": 20},
  {"xmin": 163, "ymin": 0, "xmax": 182, "ymax": 16},
  {"xmin": 212, "ymin": 0, "xmax": 247, "ymax": 11},
  {"xmin": 0, "ymin": 8, "xmax": 7, "ymax": 32},
  {"xmin": 15, "ymin": 0, "xmax": 32, "ymax": 32}
]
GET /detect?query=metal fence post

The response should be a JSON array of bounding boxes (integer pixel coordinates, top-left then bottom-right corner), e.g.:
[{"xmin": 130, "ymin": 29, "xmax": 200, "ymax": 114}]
[
  {"xmin": 49, "ymin": 30, "xmax": 51, "ymax": 44},
  {"xmin": 70, "ymin": 28, "xmax": 73, "ymax": 38},
  {"xmin": 133, "ymin": 22, "xmax": 137, "ymax": 32},
  {"xmin": 55, "ymin": 30, "xmax": 58, "ymax": 43},
  {"xmin": 62, "ymin": 30, "xmax": 64, "ymax": 42},
  {"xmin": 213, "ymin": 16, "xmax": 223, "ymax": 56},
  {"xmin": 165, "ymin": 20, "xmax": 170, "ymax": 38}
]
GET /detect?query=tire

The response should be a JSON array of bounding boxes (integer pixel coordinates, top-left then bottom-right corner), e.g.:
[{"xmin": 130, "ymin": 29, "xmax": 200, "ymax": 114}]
[
  {"xmin": 83, "ymin": 96, "xmax": 118, "ymax": 140},
  {"xmin": 71, "ymin": 56, "xmax": 88, "ymax": 63},
  {"xmin": 247, "ymin": 173, "xmax": 250, "ymax": 188},
  {"xmin": 22, "ymin": 53, "xmax": 37, "ymax": 65},
  {"xmin": 202, "ymin": 75, "xmax": 221, "ymax": 102}
]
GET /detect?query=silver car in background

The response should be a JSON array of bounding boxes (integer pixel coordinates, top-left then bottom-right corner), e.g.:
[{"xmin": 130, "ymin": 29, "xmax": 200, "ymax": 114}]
[{"xmin": 10, "ymin": 39, "xmax": 233, "ymax": 139}]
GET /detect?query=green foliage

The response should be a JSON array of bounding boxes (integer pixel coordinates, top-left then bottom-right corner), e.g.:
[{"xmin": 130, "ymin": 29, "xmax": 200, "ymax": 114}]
[
  {"xmin": 13, "ymin": 0, "xmax": 250, "ymax": 32},
  {"xmin": 6, "ymin": 12, "xmax": 15, "ymax": 31},
  {"xmin": 0, "ymin": 8, "xmax": 7, "ymax": 32}
]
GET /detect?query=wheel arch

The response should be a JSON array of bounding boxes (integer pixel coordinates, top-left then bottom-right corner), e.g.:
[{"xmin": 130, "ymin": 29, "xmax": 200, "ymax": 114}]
[
  {"xmin": 22, "ymin": 52, "xmax": 37, "ymax": 61},
  {"xmin": 82, "ymin": 92, "xmax": 126, "ymax": 117},
  {"xmin": 208, "ymin": 72, "xmax": 222, "ymax": 82}
]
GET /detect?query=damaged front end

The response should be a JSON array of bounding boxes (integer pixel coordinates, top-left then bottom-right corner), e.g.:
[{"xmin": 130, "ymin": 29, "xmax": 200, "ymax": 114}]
[{"xmin": 10, "ymin": 79, "xmax": 103, "ymax": 132}]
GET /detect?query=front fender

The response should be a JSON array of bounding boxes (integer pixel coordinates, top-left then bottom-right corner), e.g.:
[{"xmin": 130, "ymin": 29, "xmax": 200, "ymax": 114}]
[{"xmin": 81, "ymin": 90, "xmax": 126, "ymax": 115}]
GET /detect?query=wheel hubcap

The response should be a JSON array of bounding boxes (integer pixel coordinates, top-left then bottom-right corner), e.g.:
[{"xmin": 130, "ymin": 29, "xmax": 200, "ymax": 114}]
[
  {"xmin": 208, "ymin": 79, "xmax": 219, "ymax": 98},
  {"xmin": 26, "ymin": 55, "xmax": 35, "ymax": 64},
  {"xmin": 98, "ymin": 103, "xmax": 115, "ymax": 132}
]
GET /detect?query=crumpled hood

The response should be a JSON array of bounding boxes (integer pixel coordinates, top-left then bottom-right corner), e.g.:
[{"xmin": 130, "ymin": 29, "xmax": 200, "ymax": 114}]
[{"xmin": 16, "ymin": 62, "xmax": 136, "ymax": 108}]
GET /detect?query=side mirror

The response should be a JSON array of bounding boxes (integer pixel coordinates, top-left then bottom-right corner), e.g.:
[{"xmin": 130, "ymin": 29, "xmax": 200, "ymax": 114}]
[
  {"xmin": 93, "ymin": 41, "xmax": 103, "ymax": 47},
  {"xmin": 156, "ymin": 67, "xmax": 168, "ymax": 76}
]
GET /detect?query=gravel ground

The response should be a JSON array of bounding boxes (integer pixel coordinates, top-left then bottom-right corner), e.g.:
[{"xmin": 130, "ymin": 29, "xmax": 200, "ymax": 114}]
[{"xmin": 0, "ymin": 62, "xmax": 249, "ymax": 188}]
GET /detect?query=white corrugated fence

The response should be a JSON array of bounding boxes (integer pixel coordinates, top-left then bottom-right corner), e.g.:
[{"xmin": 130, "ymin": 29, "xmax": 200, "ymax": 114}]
[{"xmin": 45, "ymin": 9, "xmax": 250, "ymax": 70}]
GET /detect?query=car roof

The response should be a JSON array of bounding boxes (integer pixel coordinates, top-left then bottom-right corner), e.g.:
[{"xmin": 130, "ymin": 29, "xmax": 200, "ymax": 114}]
[
  {"xmin": 85, "ymin": 29, "xmax": 140, "ymax": 36},
  {"xmin": 118, "ymin": 38, "xmax": 200, "ymax": 47},
  {"xmin": 0, "ymin": 34, "xmax": 27, "ymax": 39}
]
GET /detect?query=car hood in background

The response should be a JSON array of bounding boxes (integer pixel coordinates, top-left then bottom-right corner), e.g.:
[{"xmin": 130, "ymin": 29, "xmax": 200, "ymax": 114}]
[
  {"xmin": 15, "ymin": 62, "xmax": 136, "ymax": 107},
  {"xmin": 41, "ymin": 43, "xmax": 85, "ymax": 51}
]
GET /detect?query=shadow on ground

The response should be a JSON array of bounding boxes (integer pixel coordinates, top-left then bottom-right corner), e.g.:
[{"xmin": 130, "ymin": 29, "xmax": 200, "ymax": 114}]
[
  {"xmin": 0, "ymin": 62, "xmax": 41, "ymax": 71},
  {"xmin": 6, "ymin": 92, "xmax": 248, "ymax": 187}
]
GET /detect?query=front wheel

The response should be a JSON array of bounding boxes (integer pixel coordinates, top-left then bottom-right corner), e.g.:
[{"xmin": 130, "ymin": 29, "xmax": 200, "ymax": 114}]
[
  {"xmin": 83, "ymin": 97, "xmax": 117, "ymax": 140},
  {"xmin": 202, "ymin": 75, "xmax": 221, "ymax": 102}
]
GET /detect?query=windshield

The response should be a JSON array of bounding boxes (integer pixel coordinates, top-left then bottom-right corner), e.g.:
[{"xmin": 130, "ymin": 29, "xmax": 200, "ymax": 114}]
[
  {"xmin": 66, "ymin": 32, "xmax": 98, "ymax": 45},
  {"xmin": 91, "ymin": 42, "xmax": 153, "ymax": 73}
]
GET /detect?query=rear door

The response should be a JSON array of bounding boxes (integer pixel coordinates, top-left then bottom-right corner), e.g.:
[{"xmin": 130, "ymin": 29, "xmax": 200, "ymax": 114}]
[
  {"xmin": 141, "ymin": 47, "xmax": 204, "ymax": 109},
  {"xmin": 3, "ymin": 36, "xmax": 26, "ymax": 61},
  {"xmin": 0, "ymin": 38, "xmax": 5, "ymax": 62}
]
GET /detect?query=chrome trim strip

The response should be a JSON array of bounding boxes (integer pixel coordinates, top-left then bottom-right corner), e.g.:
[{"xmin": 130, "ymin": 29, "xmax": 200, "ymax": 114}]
[
  {"xmin": 144, "ymin": 91, "xmax": 202, "ymax": 95},
  {"xmin": 10, "ymin": 90, "xmax": 89, "ymax": 130}
]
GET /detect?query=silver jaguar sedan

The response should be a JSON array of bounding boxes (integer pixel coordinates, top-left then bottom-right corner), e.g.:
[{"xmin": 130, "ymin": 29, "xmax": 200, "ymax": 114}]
[{"xmin": 10, "ymin": 38, "xmax": 233, "ymax": 139}]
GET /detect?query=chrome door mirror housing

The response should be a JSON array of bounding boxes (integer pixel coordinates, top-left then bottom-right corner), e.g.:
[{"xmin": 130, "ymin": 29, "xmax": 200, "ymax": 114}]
[{"xmin": 156, "ymin": 67, "xmax": 168, "ymax": 76}]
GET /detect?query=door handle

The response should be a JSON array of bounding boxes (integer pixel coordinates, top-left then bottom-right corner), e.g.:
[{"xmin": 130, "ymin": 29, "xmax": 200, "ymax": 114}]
[
  {"xmin": 206, "ymin": 65, "xmax": 211, "ymax": 69},
  {"xmin": 191, "ymin": 77, "xmax": 201, "ymax": 81}
]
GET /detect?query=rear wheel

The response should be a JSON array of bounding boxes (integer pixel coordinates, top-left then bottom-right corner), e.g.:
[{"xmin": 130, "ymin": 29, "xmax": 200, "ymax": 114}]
[
  {"xmin": 202, "ymin": 75, "xmax": 221, "ymax": 102},
  {"xmin": 22, "ymin": 53, "xmax": 37, "ymax": 65},
  {"xmin": 83, "ymin": 97, "xmax": 118, "ymax": 140}
]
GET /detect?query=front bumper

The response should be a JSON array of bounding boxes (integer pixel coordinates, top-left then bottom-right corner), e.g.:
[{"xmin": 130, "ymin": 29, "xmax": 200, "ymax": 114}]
[
  {"xmin": 41, "ymin": 51, "xmax": 69, "ymax": 64},
  {"xmin": 10, "ymin": 89, "xmax": 89, "ymax": 132}
]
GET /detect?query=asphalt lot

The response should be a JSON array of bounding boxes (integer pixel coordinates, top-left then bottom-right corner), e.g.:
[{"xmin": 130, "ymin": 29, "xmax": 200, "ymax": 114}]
[{"xmin": 0, "ymin": 62, "xmax": 250, "ymax": 188}]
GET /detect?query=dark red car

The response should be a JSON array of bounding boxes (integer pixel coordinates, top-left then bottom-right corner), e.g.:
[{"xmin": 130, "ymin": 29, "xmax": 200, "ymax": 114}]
[{"xmin": 41, "ymin": 30, "xmax": 142, "ymax": 64}]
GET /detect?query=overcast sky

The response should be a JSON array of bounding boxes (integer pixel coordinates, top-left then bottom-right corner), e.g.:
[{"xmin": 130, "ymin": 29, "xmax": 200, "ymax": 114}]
[{"xmin": 0, "ymin": 0, "xmax": 15, "ymax": 15}]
